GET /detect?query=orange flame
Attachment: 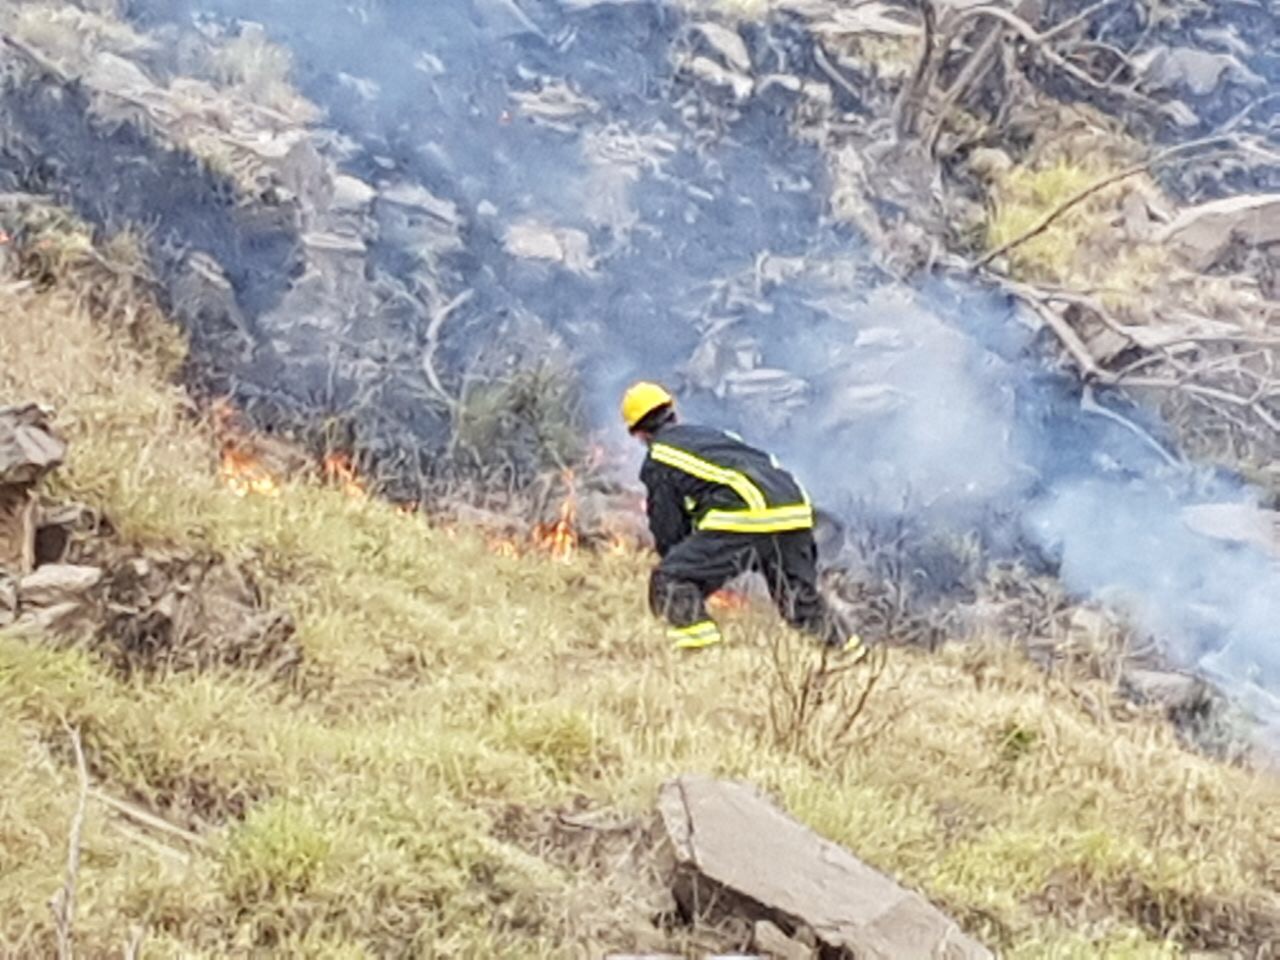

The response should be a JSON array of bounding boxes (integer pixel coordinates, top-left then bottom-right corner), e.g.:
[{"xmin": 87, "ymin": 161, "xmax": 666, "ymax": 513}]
[
  {"xmin": 218, "ymin": 447, "xmax": 282, "ymax": 498},
  {"xmin": 487, "ymin": 535, "xmax": 521, "ymax": 558},
  {"xmin": 604, "ymin": 533, "xmax": 632, "ymax": 556},
  {"xmin": 210, "ymin": 398, "xmax": 282, "ymax": 498},
  {"xmin": 323, "ymin": 452, "xmax": 367, "ymax": 499},
  {"xmin": 532, "ymin": 468, "xmax": 579, "ymax": 561},
  {"xmin": 708, "ymin": 589, "xmax": 750, "ymax": 613}
]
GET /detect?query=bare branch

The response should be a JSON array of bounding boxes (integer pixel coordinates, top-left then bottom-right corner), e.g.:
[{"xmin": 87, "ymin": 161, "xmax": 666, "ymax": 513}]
[
  {"xmin": 833, "ymin": 646, "xmax": 890, "ymax": 745},
  {"xmin": 1004, "ymin": 281, "xmax": 1110, "ymax": 379},
  {"xmin": 1039, "ymin": 0, "xmax": 1122, "ymax": 43},
  {"xmin": 976, "ymin": 135, "xmax": 1236, "ymax": 268},
  {"xmin": 813, "ymin": 43, "xmax": 862, "ymax": 104},
  {"xmin": 925, "ymin": 17, "xmax": 1005, "ymax": 155},
  {"xmin": 421, "ymin": 288, "xmax": 472, "ymax": 413},
  {"xmin": 1080, "ymin": 385, "xmax": 1182, "ymax": 468},
  {"xmin": 90, "ymin": 789, "xmax": 208, "ymax": 849},
  {"xmin": 49, "ymin": 726, "xmax": 90, "ymax": 960},
  {"xmin": 951, "ymin": 3, "xmax": 1159, "ymax": 109},
  {"xmin": 894, "ymin": 0, "xmax": 939, "ymax": 138}
]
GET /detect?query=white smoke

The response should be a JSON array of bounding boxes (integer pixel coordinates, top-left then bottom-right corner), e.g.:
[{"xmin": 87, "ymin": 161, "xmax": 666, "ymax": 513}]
[{"xmin": 129, "ymin": 0, "xmax": 1278, "ymax": 745}]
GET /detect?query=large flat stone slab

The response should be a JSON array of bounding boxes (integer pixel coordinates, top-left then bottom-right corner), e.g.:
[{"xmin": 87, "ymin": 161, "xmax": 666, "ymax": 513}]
[
  {"xmin": 1160, "ymin": 194, "xmax": 1280, "ymax": 269},
  {"xmin": 658, "ymin": 775, "xmax": 992, "ymax": 960},
  {"xmin": 0, "ymin": 404, "xmax": 66, "ymax": 486}
]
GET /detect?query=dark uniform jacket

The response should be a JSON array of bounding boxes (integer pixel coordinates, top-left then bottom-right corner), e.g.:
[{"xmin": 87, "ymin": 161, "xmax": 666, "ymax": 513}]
[{"xmin": 639, "ymin": 422, "xmax": 814, "ymax": 557}]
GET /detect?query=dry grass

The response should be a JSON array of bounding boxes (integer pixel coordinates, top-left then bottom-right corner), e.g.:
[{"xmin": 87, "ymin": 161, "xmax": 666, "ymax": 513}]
[
  {"xmin": 2, "ymin": 1, "xmax": 155, "ymax": 65},
  {"xmin": 1, "ymin": 229, "xmax": 1279, "ymax": 958},
  {"xmin": 201, "ymin": 25, "xmax": 320, "ymax": 123},
  {"xmin": 985, "ymin": 156, "xmax": 1172, "ymax": 307},
  {"xmin": 673, "ymin": 0, "xmax": 776, "ymax": 20},
  {"xmin": 975, "ymin": 103, "xmax": 1175, "ymax": 312}
]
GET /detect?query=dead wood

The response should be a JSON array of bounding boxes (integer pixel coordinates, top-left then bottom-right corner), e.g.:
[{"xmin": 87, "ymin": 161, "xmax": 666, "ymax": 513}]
[
  {"xmin": 49, "ymin": 726, "xmax": 89, "ymax": 960},
  {"xmin": 893, "ymin": 0, "xmax": 939, "ymax": 138},
  {"xmin": 421, "ymin": 288, "xmax": 471, "ymax": 414},
  {"xmin": 812, "ymin": 43, "xmax": 861, "ymax": 104},
  {"xmin": 91, "ymin": 788, "xmax": 209, "ymax": 849},
  {"xmin": 976, "ymin": 135, "xmax": 1239, "ymax": 268}
]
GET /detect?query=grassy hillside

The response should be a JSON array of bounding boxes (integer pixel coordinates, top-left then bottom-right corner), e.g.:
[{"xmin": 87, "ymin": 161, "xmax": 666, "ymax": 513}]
[{"xmin": 2, "ymin": 229, "xmax": 1279, "ymax": 958}]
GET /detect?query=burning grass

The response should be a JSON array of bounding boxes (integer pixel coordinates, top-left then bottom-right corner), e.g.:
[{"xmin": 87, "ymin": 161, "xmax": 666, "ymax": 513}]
[{"xmin": 1, "ymin": 234, "xmax": 1279, "ymax": 956}]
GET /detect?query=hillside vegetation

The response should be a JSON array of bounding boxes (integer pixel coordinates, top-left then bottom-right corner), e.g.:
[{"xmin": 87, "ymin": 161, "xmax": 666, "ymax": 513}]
[{"xmin": 2, "ymin": 232, "xmax": 1280, "ymax": 958}]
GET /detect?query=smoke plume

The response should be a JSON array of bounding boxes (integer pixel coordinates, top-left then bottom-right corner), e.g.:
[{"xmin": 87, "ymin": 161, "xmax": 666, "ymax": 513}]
[{"xmin": 115, "ymin": 0, "xmax": 1277, "ymax": 744}]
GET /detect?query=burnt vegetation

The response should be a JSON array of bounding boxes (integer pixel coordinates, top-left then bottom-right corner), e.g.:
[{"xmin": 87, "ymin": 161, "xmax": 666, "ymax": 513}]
[{"xmin": 1, "ymin": 0, "xmax": 1280, "ymax": 956}]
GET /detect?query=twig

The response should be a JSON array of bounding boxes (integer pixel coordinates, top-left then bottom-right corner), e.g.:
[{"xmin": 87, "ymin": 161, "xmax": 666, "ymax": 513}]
[
  {"xmin": 421, "ymin": 289, "xmax": 472, "ymax": 413},
  {"xmin": 1121, "ymin": 377, "xmax": 1280, "ymax": 431},
  {"xmin": 926, "ymin": 0, "xmax": 1122, "ymax": 153},
  {"xmin": 976, "ymin": 135, "xmax": 1235, "ymax": 268},
  {"xmin": 813, "ymin": 43, "xmax": 862, "ymax": 105},
  {"xmin": 49, "ymin": 726, "xmax": 90, "ymax": 960},
  {"xmin": 106, "ymin": 821, "xmax": 192, "ymax": 866},
  {"xmin": 90, "ymin": 789, "xmax": 208, "ymax": 849},
  {"xmin": 1007, "ymin": 284, "xmax": 1109, "ymax": 379},
  {"xmin": 925, "ymin": 15, "xmax": 1005, "ymax": 155},
  {"xmin": 832, "ymin": 646, "xmax": 890, "ymax": 745},
  {"xmin": 1039, "ymin": 0, "xmax": 1121, "ymax": 43},
  {"xmin": 950, "ymin": 4, "xmax": 1158, "ymax": 109},
  {"xmin": 1080, "ymin": 385, "xmax": 1182, "ymax": 468},
  {"xmin": 894, "ymin": 0, "xmax": 938, "ymax": 138}
]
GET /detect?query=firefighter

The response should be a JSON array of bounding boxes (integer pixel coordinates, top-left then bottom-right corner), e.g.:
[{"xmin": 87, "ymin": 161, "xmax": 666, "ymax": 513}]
[{"xmin": 621, "ymin": 380, "xmax": 865, "ymax": 655}]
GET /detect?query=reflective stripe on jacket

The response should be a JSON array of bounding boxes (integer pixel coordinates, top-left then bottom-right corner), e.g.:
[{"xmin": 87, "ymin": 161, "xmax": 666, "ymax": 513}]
[{"xmin": 639, "ymin": 423, "xmax": 813, "ymax": 555}]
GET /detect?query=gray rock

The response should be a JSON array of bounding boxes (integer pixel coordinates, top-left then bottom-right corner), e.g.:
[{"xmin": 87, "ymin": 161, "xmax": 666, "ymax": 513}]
[
  {"xmin": 0, "ymin": 573, "xmax": 16, "ymax": 627},
  {"xmin": 1159, "ymin": 100, "xmax": 1201, "ymax": 129},
  {"xmin": 330, "ymin": 175, "xmax": 378, "ymax": 213},
  {"xmin": 0, "ymin": 405, "xmax": 66, "ymax": 486},
  {"xmin": 967, "ymin": 147, "xmax": 1013, "ymax": 182},
  {"xmin": 1160, "ymin": 194, "xmax": 1280, "ymax": 269},
  {"xmin": 1121, "ymin": 668, "xmax": 1211, "ymax": 716},
  {"xmin": 503, "ymin": 222, "xmax": 595, "ymax": 273},
  {"xmin": 19, "ymin": 564, "xmax": 104, "ymax": 608},
  {"xmin": 378, "ymin": 182, "xmax": 462, "ymax": 225},
  {"xmin": 695, "ymin": 22, "xmax": 752, "ymax": 73},
  {"xmin": 376, "ymin": 183, "xmax": 465, "ymax": 257},
  {"xmin": 754, "ymin": 919, "xmax": 815, "ymax": 960},
  {"xmin": 15, "ymin": 600, "xmax": 88, "ymax": 635},
  {"xmin": 1134, "ymin": 46, "xmax": 1264, "ymax": 97},
  {"xmin": 685, "ymin": 56, "xmax": 754, "ymax": 101},
  {"xmin": 1181, "ymin": 503, "xmax": 1280, "ymax": 559},
  {"xmin": 658, "ymin": 775, "xmax": 993, "ymax": 959},
  {"xmin": 0, "ymin": 484, "xmax": 37, "ymax": 575}
]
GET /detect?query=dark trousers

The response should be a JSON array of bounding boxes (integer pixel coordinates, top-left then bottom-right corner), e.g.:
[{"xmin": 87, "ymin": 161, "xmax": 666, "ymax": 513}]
[{"xmin": 649, "ymin": 529, "xmax": 844, "ymax": 646}]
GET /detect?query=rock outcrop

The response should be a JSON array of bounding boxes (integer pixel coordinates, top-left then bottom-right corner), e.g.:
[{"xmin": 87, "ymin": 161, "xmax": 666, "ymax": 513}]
[
  {"xmin": 0, "ymin": 403, "xmax": 66, "ymax": 574},
  {"xmin": 657, "ymin": 774, "xmax": 993, "ymax": 960}
]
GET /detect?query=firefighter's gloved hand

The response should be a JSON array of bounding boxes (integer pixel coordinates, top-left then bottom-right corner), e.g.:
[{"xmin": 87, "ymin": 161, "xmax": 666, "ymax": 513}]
[{"xmin": 668, "ymin": 620, "xmax": 724, "ymax": 650}]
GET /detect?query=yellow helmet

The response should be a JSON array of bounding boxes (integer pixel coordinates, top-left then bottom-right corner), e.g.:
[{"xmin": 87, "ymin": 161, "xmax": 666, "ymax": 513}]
[{"xmin": 620, "ymin": 381, "xmax": 674, "ymax": 430}]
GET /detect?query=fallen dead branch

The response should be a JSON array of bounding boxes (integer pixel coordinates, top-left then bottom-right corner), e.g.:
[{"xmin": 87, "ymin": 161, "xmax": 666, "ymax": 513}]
[
  {"xmin": 1080, "ymin": 386, "xmax": 1182, "ymax": 469},
  {"xmin": 90, "ymin": 788, "xmax": 209, "ymax": 850},
  {"xmin": 421, "ymin": 288, "xmax": 472, "ymax": 414},
  {"xmin": 896, "ymin": 0, "xmax": 1154, "ymax": 148},
  {"xmin": 49, "ymin": 726, "xmax": 89, "ymax": 960},
  {"xmin": 976, "ymin": 135, "xmax": 1238, "ymax": 268}
]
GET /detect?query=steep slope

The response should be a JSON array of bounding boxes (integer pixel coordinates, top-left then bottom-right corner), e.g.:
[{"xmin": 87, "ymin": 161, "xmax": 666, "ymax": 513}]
[{"xmin": 1, "ymin": 223, "xmax": 1278, "ymax": 958}]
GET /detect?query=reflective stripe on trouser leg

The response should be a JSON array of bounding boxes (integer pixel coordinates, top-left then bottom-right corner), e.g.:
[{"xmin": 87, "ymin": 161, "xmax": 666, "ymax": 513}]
[{"xmin": 667, "ymin": 620, "xmax": 724, "ymax": 649}]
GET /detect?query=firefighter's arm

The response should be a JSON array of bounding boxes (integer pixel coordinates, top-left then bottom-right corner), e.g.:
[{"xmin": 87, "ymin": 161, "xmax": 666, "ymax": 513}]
[{"xmin": 641, "ymin": 460, "xmax": 690, "ymax": 558}]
